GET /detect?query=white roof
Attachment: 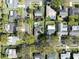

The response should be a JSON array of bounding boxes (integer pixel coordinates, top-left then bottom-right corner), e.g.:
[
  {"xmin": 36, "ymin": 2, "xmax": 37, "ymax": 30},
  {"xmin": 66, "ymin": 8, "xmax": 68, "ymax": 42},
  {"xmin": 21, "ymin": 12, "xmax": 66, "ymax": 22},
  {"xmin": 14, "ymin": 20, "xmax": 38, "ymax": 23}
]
[
  {"xmin": 72, "ymin": 26, "xmax": 79, "ymax": 31},
  {"xmin": 73, "ymin": 53, "xmax": 79, "ymax": 59},
  {"xmin": 5, "ymin": 23, "xmax": 15, "ymax": 33},
  {"xmin": 47, "ymin": 25, "xmax": 55, "ymax": 35},
  {"xmin": 10, "ymin": 11, "xmax": 13, "ymax": 16},
  {"xmin": 8, "ymin": 49, "xmax": 17, "ymax": 58},
  {"xmin": 9, "ymin": 0, "xmax": 13, "ymax": 4},
  {"xmin": 18, "ymin": 4, "xmax": 25, "ymax": 8},
  {"xmin": 7, "ymin": 36, "xmax": 19, "ymax": 45},
  {"xmin": 35, "ymin": 57, "xmax": 40, "ymax": 59},
  {"xmin": 61, "ymin": 52, "xmax": 70, "ymax": 59},
  {"xmin": 47, "ymin": 25, "xmax": 55, "ymax": 30},
  {"xmin": 5, "ymin": 24, "xmax": 10, "ymax": 32},
  {"xmin": 69, "ymin": 2, "xmax": 72, "ymax": 7}
]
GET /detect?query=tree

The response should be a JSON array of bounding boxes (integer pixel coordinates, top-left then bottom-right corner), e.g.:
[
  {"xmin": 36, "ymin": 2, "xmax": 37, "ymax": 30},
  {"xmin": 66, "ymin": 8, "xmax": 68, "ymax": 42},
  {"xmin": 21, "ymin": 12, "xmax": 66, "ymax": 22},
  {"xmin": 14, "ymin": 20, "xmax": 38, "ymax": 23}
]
[
  {"xmin": 0, "ymin": 34, "xmax": 8, "ymax": 45},
  {"xmin": 68, "ymin": 15, "xmax": 78, "ymax": 26},
  {"xmin": 51, "ymin": 0, "xmax": 62, "ymax": 11},
  {"xmin": 16, "ymin": 34, "xmax": 35, "ymax": 45},
  {"xmin": 38, "ymin": 33, "xmax": 47, "ymax": 44},
  {"xmin": 51, "ymin": 35, "xmax": 59, "ymax": 47}
]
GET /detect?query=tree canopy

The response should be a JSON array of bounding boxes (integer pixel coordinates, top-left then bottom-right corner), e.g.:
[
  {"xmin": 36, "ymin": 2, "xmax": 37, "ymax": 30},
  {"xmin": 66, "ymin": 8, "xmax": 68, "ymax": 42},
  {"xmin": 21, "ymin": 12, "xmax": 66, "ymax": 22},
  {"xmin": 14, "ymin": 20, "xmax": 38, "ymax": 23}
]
[{"xmin": 51, "ymin": 0, "xmax": 62, "ymax": 11}]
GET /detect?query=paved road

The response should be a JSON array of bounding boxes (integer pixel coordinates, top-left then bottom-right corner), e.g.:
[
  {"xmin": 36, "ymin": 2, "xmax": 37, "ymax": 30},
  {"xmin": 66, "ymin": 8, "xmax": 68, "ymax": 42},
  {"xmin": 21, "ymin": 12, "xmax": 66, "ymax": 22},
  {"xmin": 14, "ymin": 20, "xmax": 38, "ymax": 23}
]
[{"xmin": 70, "ymin": 31, "xmax": 79, "ymax": 36}]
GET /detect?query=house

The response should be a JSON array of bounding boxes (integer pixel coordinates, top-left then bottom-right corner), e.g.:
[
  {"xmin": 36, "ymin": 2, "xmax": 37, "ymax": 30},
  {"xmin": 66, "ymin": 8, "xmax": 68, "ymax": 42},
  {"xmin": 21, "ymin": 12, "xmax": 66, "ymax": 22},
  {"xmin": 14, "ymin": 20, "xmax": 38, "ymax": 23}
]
[
  {"xmin": 33, "ymin": 53, "xmax": 42, "ymax": 59},
  {"xmin": 60, "ymin": 23, "xmax": 68, "ymax": 32},
  {"xmin": 60, "ymin": 8, "xmax": 68, "ymax": 18},
  {"xmin": 60, "ymin": 51, "xmax": 70, "ymax": 59},
  {"xmin": 58, "ymin": 22, "xmax": 68, "ymax": 35},
  {"xmin": 63, "ymin": 0, "xmax": 79, "ymax": 7},
  {"xmin": 35, "ymin": 10, "xmax": 42, "ymax": 17},
  {"xmin": 6, "ymin": 49, "xmax": 17, "ymax": 58},
  {"xmin": 73, "ymin": 53, "xmax": 79, "ymax": 59},
  {"xmin": 70, "ymin": 25, "xmax": 79, "ymax": 36},
  {"xmin": 7, "ymin": 36, "xmax": 19, "ymax": 45},
  {"xmin": 70, "ymin": 0, "xmax": 79, "ymax": 4},
  {"xmin": 47, "ymin": 53, "xmax": 58, "ymax": 59},
  {"xmin": 9, "ymin": 10, "xmax": 17, "ymax": 22},
  {"xmin": 9, "ymin": 10, "xmax": 17, "ymax": 17},
  {"xmin": 6, "ymin": 0, "xmax": 18, "ymax": 9},
  {"xmin": 46, "ymin": 0, "xmax": 51, "ymax": 4},
  {"xmin": 9, "ymin": 10, "xmax": 14, "ymax": 16},
  {"xmin": 72, "ymin": 26, "xmax": 79, "ymax": 31},
  {"xmin": 16, "ymin": 23, "xmax": 31, "ymax": 34},
  {"xmin": 4, "ymin": 23, "xmax": 16, "ymax": 33},
  {"xmin": 68, "ymin": 7, "xmax": 79, "ymax": 16},
  {"xmin": 47, "ymin": 6, "xmax": 56, "ymax": 20},
  {"xmin": 47, "ymin": 25, "xmax": 55, "ymax": 35},
  {"xmin": 18, "ymin": 4, "xmax": 25, "ymax": 8},
  {"xmin": 34, "ymin": 9, "xmax": 43, "ymax": 20}
]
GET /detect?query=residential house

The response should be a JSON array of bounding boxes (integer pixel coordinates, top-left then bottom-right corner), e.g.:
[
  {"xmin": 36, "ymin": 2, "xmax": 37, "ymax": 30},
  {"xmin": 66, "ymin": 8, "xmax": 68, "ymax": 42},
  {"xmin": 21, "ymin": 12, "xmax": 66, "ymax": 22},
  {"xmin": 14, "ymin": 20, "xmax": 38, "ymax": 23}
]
[
  {"xmin": 4, "ymin": 23, "xmax": 16, "ymax": 33},
  {"xmin": 70, "ymin": 25, "xmax": 79, "ymax": 36},
  {"xmin": 9, "ymin": 10, "xmax": 14, "ymax": 16},
  {"xmin": 16, "ymin": 23, "xmax": 31, "ymax": 34},
  {"xmin": 7, "ymin": 36, "xmax": 19, "ymax": 45},
  {"xmin": 73, "ymin": 53, "xmax": 79, "ymax": 59},
  {"xmin": 72, "ymin": 26, "xmax": 79, "ymax": 31},
  {"xmin": 70, "ymin": 0, "xmax": 79, "ymax": 3},
  {"xmin": 9, "ymin": 10, "xmax": 17, "ymax": 22},
  {"xmin": 6, "ymin": 0, "xmax": 18, "ymax": 9},
  {"xmin": 58, "ymin": 22, "xmax": 68, "ymax": 35},
  {"xmin": 6, "ymin": 49, "xmax": 17, "ymax": 58},
  {"xmin": 60, "ymin": 8, "xmax": 68, "ymax": 19},
  {"xmin": 34, "ymin": 9, "xmax": 43, "ymax": 20},
  {"xmin": 63, "ymin": 0, "xmax": 79, "ymax": 7},
  {"xmin": 47, "ymin": 6, "xmax": 56, "ymax": 20},
  {"xmin": 33, "ymin": 53, "xmax": 41, "ymax": 59},
  {"xmin": 46, "ymin": 0, "xmax": 51, "ymax": 4},
  {"xmin": 68, "ymin": 7, "xmax": 79, "ymax": 16},
  {"xmin": 60, "ymin": 51, "xmax": 71, "ymax": 59},
  {"xmin": 47, "ymin": 25, "xmax": 55, "ymax": 35},
  {"xmin": 47, "ymin": 53, "xmax": 58, "ymax": 59},
  {"xmin": 18, "ymin": 4, "xmax": 25, "ymax": 8},
  {"xmin": 70, "ymin": 0, "xmax": 79, "ymax": 4}
]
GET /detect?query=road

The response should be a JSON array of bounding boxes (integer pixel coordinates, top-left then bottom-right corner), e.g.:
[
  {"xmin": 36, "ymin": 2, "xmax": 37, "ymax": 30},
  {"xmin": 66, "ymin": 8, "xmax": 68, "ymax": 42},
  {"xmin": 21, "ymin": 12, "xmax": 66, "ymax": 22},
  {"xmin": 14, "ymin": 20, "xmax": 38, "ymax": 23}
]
[{"xmin": 70, "ymin": 31, "xmax": 79, "ymax": 36}]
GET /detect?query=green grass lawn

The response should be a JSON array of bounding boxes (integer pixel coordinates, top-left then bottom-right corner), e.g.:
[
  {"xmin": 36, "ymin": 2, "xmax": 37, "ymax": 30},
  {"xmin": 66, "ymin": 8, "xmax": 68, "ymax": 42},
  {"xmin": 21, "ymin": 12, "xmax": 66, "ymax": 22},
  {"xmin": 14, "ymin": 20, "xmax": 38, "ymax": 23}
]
[
  {"xmin": 17, "ymin": 7, "xmax": 25, "ymax": 16},
  {"xmin": 18, "ymin": 0, "xmax": 25, "ymax": 4}
]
